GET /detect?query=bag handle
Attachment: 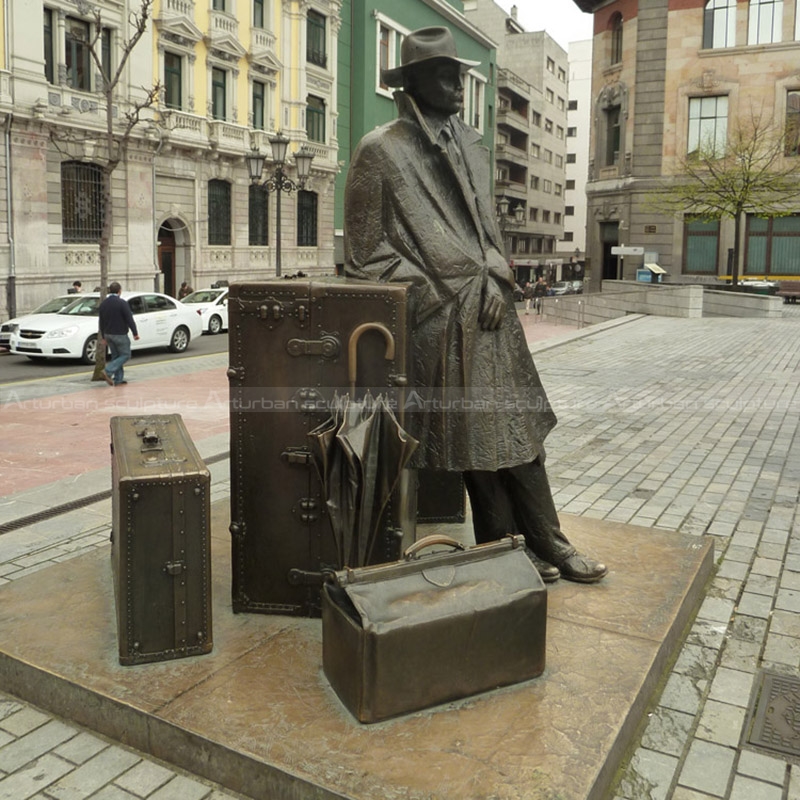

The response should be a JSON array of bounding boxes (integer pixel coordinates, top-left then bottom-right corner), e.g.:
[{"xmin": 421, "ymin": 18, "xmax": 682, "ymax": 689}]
[{"xmin": 404, "ymin": 535, "xmax": 466, "ymax": 560}]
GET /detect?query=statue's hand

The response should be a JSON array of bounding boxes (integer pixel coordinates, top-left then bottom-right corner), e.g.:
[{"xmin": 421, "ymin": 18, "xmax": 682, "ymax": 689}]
[{"xmin": 479, "ymin": 277, "xmax": 505, "ymax": 331}]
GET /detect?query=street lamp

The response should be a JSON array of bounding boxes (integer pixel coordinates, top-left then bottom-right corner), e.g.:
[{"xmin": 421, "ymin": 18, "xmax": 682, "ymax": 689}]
[
  {"xmin": 247, "ymin": 132, "xmax": 315, "ymax": 277},
  {"xmin": 495, "ymin": 196, "xmax": 525, "ymax": 258}
]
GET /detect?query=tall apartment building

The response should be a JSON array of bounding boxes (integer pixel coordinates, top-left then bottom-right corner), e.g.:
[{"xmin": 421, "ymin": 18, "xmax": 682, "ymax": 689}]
[
  {"xmin": 574, "ymin": 0, "xmax": 800, "ymax": 286},
  {"xmin": 463, "ymin": 0, "xmax": 570, "ymax": 285},
  {"xmin": 1, "ymin": 0, "xmax": 339, "ymax": 318}
]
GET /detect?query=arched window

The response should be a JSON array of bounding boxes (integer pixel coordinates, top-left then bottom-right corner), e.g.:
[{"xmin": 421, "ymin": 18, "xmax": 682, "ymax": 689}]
[
  {"xmin": 703, "ymin": 0, "xmax": 736, "ymax": 47},
  {"xmin": 61, "ymin": 161, "xmax": 103, "ymax": 243},
  {"xmin": 610, "ymin": 13, "xmax": 623, "ymax": 64}
]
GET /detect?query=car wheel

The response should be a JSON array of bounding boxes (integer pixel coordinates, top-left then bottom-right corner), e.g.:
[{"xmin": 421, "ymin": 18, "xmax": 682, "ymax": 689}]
[
  {"xmin": 168, "ymin": 326, "xmax": 190, "ymax": 353},
  {"xmin": 82, "ymin": 335, "xmax": 98, "ymax": 365},
  {"xmin": 208, "ymin": 315, "xmax": 222, "ymax": 335}
]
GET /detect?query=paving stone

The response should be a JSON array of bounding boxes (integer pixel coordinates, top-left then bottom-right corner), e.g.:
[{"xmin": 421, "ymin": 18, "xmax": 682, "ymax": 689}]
[
  {"xmin": 775, "ymin": 589, "xmax": 800, "ymax": 614},
  {"xmin": 697, "ymin": 597, "xmax": 735, "ymax": 625},
  {"xmin": 678, "ymin": 738, "xmax": 736, "ymax": 797},
  {"xmin": 114, "ymin": 760, "xmax": 174, "ymax": 796},
  {"xmin": 52, "ymin": 733, "xmax": 108, "ymax": 766},
  {"xmin": 0, "ymin": 720, "xmax": 78, "ymax": 773},
  {"xmin": 696, "ymin": 699, "xmax": 746, "ymax": 748},
  {"xmin": 720, "ymin": 638, "xmax": 761, "ymax": 672},
  {"xmin": 729, "ymin": 774, "xmax": 784, "ymax": 800},
  {"xmin": 0, "ymin": 707, "xmax": 50, "ymax": 737},
  {"xmin": 686, "ymin": 620, "xmax": 727, "ymax": 651},
  {"xmin": 673, "ymin": 644, "xmax": 718, "ymax": 681},
  {"xmin": 641, "ymin": 706, "xmax": 695, "ymax": 757},
  {"xmin": 751, "ymin": 557, "xmax": 782, "ymax": 578},
  {"xmin": 770, "ymin": 610, "xmax": 800, "ymax": 638},
  {"xmin": 745, "ymin": 573, "xmax": 779, "ymax": 597},
  {"xmin": 708, "ymin": 667, "xmax": 755, "ymax": 707},
  {"xmin": 671, "ymin": 789, "xmax": 718, "ymax": 800},
  {"xmin": 738, "ymin": 749, "xmax": 788, "ymax": 785},
  {"xmin": 780, "ymin": 571, "xmax": 800, "ymax": 591},
  {"xmin": 0, "ymin": 754, "xmax": 74, "ymax": 800},
  {"xmin": 736, "ymin": 592, "xmax": 774, "ymax": 619},
  {"xmin": 730, "ymin": 615, "xmax": 768, "ymax": 644},
  {"xmin": 148, "ymin": 774, "xmax": 214, "ymax": 800},
  {"xmin": 660, "ymin": 672, "xmax": 706, "ymax": 716},
  {"xmin": 762, "ymin": 634, "xmax": 800, "ymax": 669},
  {"xmin": 45, "ymin": 746, "xmax": 141, "ymax": 800},
  {"xmin": 86, "ymin": 786, "xmax": 140, "ymax": 800},
  {"xmin": 717, "ymin": 560, "xmax": 749, "ymax": 581},
  {"xmin": 616, "ymin": 747, "xmax": 679, "ymax": 800}
]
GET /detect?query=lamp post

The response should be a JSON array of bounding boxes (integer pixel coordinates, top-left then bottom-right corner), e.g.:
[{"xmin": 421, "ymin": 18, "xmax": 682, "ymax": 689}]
[
  {"xmin": 495, "ymin": 196, "xmax": 525, "ymax": 259},
  {"xmin": 247, "ymin": 132, "xmax": 314, "ymax": 277}
]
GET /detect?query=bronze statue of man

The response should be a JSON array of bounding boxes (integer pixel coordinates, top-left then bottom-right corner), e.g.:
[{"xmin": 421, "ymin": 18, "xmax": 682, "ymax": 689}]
[{"xmin": 344, "ymin": 27, "xmax": 606, "ymax": 583}]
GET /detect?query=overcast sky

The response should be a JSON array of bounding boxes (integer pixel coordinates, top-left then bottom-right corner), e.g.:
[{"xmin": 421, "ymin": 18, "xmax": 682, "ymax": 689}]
[{"xmin": 492, "ymin": 0, "xmax": 594, "ymax": 51}]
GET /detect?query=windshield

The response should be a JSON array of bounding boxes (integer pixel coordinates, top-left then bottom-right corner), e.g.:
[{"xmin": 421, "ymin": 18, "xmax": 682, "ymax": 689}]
[
  {"xmin": 32, "ymin": 296, "xmax": 75, "ymax": 314},
  {"xmin": 58, "ymin": 297, "xmax": 101, "ymax": 316},
  {"xmin": 182, "ymin": 290, "xmax": 225, "ymax": 304}
]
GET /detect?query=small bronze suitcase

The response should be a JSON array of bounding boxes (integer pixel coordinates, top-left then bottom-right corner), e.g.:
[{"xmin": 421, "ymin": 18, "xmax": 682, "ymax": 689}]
[
  {"xmin": 321, "ymin": 534, "xmax": 547, "ymax": 723},
  {"xmin": 110, "ymin": 414, "xmax": 212, "ymax": 666},
  {"xmin": 228, "ymin": 279, "xmax": 413, "ymax": 617}
]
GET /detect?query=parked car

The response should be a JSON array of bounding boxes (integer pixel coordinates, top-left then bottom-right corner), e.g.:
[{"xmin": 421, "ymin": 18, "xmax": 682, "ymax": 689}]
[
  {"xmin": 8, "ymin": 291, "xmax": 204, "ymax": 364},
  {"xmin": 550, "ymin": 281, "xmax": 575, "ymax": 296},
  {"xmin": 180, "ymin": 287, "xmax": 229, "ymax": 334},
  {"xmin": 0, "ymin": 294, "xmax": 77, "ymax": 350},
  {"xmin": 570, "ymin": 280, "xmax": 584, "ymax": 294}
]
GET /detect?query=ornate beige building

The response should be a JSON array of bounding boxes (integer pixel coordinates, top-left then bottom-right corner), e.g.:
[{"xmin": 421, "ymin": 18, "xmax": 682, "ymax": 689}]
[{"xmin": 0, "ymin": 0, "xmax": 339, "ymax": 318}]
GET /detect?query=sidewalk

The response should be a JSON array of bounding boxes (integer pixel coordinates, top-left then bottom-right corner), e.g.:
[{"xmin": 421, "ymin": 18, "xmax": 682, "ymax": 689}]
[{"xmin": 1, "ymin": 305, "xmax": 800, "ymax": 799}]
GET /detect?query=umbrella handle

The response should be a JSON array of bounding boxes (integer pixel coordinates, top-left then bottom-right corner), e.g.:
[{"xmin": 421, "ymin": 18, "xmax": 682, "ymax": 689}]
[{"xmin": 348, "ymin": 322, "xmax": 395, "ymax": 393}]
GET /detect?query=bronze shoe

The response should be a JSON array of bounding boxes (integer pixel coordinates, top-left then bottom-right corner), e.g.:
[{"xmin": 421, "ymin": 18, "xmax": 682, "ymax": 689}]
[
  {"xmin": 523, "ymin": 546, "xmax": 560, "ymax": 583},
  {"xmin": 556, "ymin": 552, "xmax": 608, "ymax": 584}
]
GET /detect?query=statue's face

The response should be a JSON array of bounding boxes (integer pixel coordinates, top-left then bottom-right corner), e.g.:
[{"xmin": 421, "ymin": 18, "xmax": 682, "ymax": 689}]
[{"xmin": 409, "ymin": 60, "xmax": 463, "ymax": 116}]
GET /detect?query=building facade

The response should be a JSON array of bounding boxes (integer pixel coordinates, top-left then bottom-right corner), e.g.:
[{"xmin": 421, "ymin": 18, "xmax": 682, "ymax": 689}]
[
  {"xmin": 575, "ymin": 0, "xmax": 800, "ymax": 286},
  {"xmin": 463, "ymin": 0, "xmax": 570, "ymax": 285},
  {"xmin": 1, "ymin": 0, "xmax": 340, "ymax": 319}
]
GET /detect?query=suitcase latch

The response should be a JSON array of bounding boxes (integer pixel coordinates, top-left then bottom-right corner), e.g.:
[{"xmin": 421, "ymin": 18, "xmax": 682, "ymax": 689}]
[
  {"xmin": 164, "ymin": 560, "xmax": 185, "ymax": 576},
  {"xmin": 286, "ymin": 334, "xmax": 341, "ymax": 359},
  {"xmin": 281, "ymin": 447, "xmax": 312, "ymax": 465}
]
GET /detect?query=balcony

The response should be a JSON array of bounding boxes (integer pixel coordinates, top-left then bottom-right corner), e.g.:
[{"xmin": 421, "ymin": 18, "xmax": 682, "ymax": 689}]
[
  {"xmin": 496, "ymin": 141, "xmax": 528, "ymax": 168},
  {"xmin": 159, "ymin": 0, "xmax": 195, "ymax": 19}
]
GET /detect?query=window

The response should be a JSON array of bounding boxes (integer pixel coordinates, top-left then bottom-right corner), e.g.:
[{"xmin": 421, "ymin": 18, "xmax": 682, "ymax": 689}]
[
  {"xmin": 566, "ymin": 179, "xmax": 576, "ymax": 189},
  {"xmin": 557, "ymin": 97, "xmax": 565, "ymax": 111},
  {"xmin": 542, "ymin": 211, "xmax": 551, "ymax": 223},
  {"xmin": 748, "ymin": 0, "xmax": 782, "ymax": 44},
  {"xmin": 565, "ymin": 206, "xmax": 575, "ymax": 215},
  {"xmin": 688, "ymin": 96, "xmax": 728, "ymax": 155},
  {"xmin": 746, "ymin": 215, "xmax": 800, "ymax": 274},
  {"xmin": 249, "ymin": 185, "xmax": 268, "ymax": 246},
  {"xmin": 703, "ymin": 0, "xmax": 736, "ymax": 47},
  {"xmin": 555, "ymin": 183, "xmax": 563, "ymax": 196},
  {"xmin": 61, "ymin": 162, "xmax": 103, "ymax": 242},
  {"xmin": 164, "ymin": 52, "xmax": 182, "ymax": 110},
  {"xmin": 610, "ymin": 13, "xmax": 623, "ymax": 63},
  {"xmin": 44, "ymin": 9, "xmax": 54, "ymax": 83},
  {"xmin": 379, "ymin": 25, "xmax": 390, "ymax": 90},
  {"xmin": 307, "ymin": 9, "xmax": 327, "ymax": 68},
  {"xmin": 545, "ymin": 118, "xmax": 553, "ymax": 133},
  {"xmin": 547, "ymin": 57, "xmax": 555, "ymax": 73},
  {"xmin": 208, "ymin": 180, "xmax": 231, "ymax": 245},
  {"xmin": 543, "ymin": 179, "xmax": 552, "ymax": 193},
  {"xmin": 558, "ymin": 67, "xmax": 566, "ymax": 82},
  {"xmin": 213, "ymin": 0, "xmax": 225, "ymax": 10},
  {"xmin": 65, "ymin": 17, "xmax": 91, "ymax": 91},
  {"xmin": 683, "ymin": 218, "xmax": 719, "ymax": 273},
  {"xmin": 306, "ymin": 95, "xmax": 326, "ymax": 142},
  {"xmin": 568, "ymin": 99, "xmax": 578, "ymax": 111},
  {"xmin": 212, "ymin": 68, "xmax": 227, "ymax": 120},
  {"xmin": 555, "ymin": 155, "xmax": 563, "ymax": 168},
  {"xmin": 566, "ymin": 153, "xmax": 577, "ymax": 164},
  {"xmin": 529, "ymin": 208, "xmax": 538, "ymax": 222},
  {"xmin": 546, "ymin": 89, "xmax": 554, "ymax": 104},
  {"xmin": 543, "ymin": 149, "xmax": 553, "ymax": 164},
  {"xmin": 252, "ymin": 80, "xmax": 266, "ymax": 129},
  {"xmin": 556, "ymin": 126, "xmax": 565, "ymax": 139},
  {"xmin": 531, "ymin": 143, "xmax": 540, "ymax": 159},
  {"xmin": 532, "ymin": 111, "xmax": 541, "ymax": 126},
  {"xmin": 605, "ymin": 106, "xmax": 621, "ymax": 165},
  {"xmin": 297, "ymin": 190, "xmax": 318, "ymax": 246},
  {"xmin": 101, "ymin": 27, "xmax": 112, "ymax": 83},
  {"xmin": 567, "ymin": 127, "xmax": 577, "ymax": 137},
  {"xmin": 787, "ymin": 90, "xmax": 800, "ymax": 156},
  {"xmin": 530, "ymin": 175, "xmax": 539, "ymax": 190},
  {"xmin": 563, "ymin": 231, "xmax": 574, "ymax": 241},
  {"xmin": 253, "ymin": 0, "xmax": 264, "ymax": 28},
  {"xmin": 554, "ymin": 213, "xmax": 562, "ymax": 224}
]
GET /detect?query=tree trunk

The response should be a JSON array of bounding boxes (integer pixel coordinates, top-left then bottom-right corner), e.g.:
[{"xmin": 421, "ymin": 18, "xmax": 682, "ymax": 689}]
[{"xmin": 731, "ymin": 211, "xmax": 741, "ymax": 288}]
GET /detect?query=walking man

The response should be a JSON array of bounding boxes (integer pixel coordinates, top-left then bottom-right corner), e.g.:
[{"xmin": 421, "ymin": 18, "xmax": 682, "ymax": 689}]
[
  {"xmin": 98, "ymin": 282, "xmax": 139, "ymax": 386},
  {"xmin": 345, "ymin": 27, "xmax": 606, "ymax": 583}
]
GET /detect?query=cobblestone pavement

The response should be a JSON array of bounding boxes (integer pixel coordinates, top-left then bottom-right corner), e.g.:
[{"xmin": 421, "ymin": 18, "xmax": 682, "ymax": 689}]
[{"xmin": 0, "ymin": 304, "xmax": 799, "ymax": 799}]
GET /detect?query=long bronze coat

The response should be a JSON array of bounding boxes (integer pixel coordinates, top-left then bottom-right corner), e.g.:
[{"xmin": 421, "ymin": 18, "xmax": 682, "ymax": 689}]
[{"xmin": 344, "ymin": 92, "xmax": 557, "ymax": 472}]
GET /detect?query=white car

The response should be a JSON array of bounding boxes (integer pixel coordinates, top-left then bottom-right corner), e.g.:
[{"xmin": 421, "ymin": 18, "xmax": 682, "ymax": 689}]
[
  {"xmin": 180, "ymin": 287, "xmax": 229, "ymax": 334},
  {"xmin": 0, "ymin": 294, "xmax": 77, "ymax": 349},
  {"xmin": 8, "ymin": 291, "xmax": 204, "ymax": 364}
]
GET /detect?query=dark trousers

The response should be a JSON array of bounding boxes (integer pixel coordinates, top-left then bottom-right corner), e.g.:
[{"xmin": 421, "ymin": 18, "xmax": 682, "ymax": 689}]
[{"xmin": 463, "ymin": 459, "xmax": 575, "ymax": 564}]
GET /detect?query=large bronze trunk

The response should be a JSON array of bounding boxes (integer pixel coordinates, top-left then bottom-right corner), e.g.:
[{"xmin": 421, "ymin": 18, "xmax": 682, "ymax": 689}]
[
  {"xmin": 321, "ymin": 534, "xmax": 547, "ymax": 723},
  {"xmin": 227, "ymin": 279, "xmax": 412, "ymax": 617},
  {"xmin": 110, "ymin": 414, "xmax": 212, "ymax": 666}
]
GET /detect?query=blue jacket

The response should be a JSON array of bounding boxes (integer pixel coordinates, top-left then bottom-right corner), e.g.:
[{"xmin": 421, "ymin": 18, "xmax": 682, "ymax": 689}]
[{"xmin": 98, "ymin": 294, "xmax": 138, "ymax": 338}]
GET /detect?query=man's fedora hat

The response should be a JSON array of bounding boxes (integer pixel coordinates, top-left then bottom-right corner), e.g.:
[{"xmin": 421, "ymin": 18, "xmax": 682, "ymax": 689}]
[{"xmin": 381, "ymin": 26, "xmax": 480, "ymax": 88}]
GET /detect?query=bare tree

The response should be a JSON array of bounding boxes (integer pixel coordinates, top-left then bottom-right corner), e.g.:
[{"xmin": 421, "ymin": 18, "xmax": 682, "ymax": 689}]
[
  {"xmin": 651, "ymin": 109, "xmax": 800, "ymax": 287},
  {"xmin": 54, "ymin": 0, "xmax": 160, "ymax": 378}
]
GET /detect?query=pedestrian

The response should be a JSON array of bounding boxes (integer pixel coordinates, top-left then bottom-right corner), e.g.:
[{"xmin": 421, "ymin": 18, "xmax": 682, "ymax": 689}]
[
  {"xmin": 98, "ymin": 282, "xmax": 139, "ymax": 386},
  {"xmin": 533, "ymin": 276, "xmax": 547, "ymax": 314},
  {"xmin": 178, "ymin": 281, "xmax": 194, "ymax": 300},
  {"xmin": 344, "ymin": 27, "xmax": 606, "ymax": 583},
  {"xmin": 67, "ymin": 280, "xmax": 83, "ymax": 294},
  {"xmin": 522, "ymin": 281, "xmax": 534, "ymax": 314}
]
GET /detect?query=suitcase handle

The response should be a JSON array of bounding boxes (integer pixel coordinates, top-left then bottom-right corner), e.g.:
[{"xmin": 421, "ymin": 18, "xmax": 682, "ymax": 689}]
[{"xmin": 404, "ymin": 535, "xmax": 466, "ymax": 560}]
